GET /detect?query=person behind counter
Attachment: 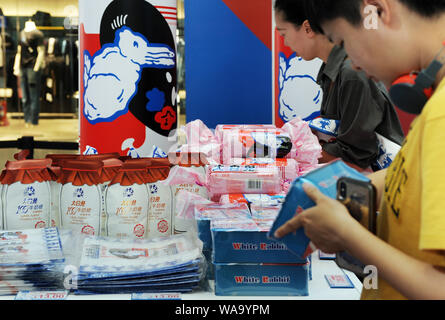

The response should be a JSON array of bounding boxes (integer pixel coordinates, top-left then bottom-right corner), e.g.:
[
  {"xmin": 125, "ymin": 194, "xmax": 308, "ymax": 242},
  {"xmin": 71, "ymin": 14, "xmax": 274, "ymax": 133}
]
[
  {"xmin": 274, "ymin": 0, "xmax": 404, "ymax": 172},
  {"xmin": 275, "ymin": 0, "xmax": 445, "ymax": 300}
]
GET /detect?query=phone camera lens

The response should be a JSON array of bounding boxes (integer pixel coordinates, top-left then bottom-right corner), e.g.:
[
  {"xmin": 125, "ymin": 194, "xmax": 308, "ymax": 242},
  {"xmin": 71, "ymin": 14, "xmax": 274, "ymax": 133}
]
[{"xmin": 340, "ymin": 182, "xmax": 347, "ymax": 198}]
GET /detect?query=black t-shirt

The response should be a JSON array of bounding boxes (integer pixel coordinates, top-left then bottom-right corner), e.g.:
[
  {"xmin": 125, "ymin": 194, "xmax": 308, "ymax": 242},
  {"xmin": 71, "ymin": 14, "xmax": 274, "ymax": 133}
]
[
  {"xmin": 19, "ymin": 29, "xmax": 44, "ymax": 68},
  {"xmin": 316, "ymin": 45, "xmax": 405, "ymax": 169}
]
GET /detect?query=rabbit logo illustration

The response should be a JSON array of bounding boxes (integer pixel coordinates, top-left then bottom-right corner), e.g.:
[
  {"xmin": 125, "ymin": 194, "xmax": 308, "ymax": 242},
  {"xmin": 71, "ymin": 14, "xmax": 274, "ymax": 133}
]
[
  {"xmin": 83, "ymin": 26, "xmax": 175, "ymax": 124},
  {"xmin": 278, "ymin": 53, "xmax": 323, "ymax": 123}
]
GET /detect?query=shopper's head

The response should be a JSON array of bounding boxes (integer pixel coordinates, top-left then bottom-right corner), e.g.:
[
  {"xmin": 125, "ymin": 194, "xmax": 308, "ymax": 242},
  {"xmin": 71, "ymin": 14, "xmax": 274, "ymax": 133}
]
[
  {"xmin": 305, "ymin": 0, "xmax": 445, "ymax": 86},
  {"xmin": 274, "ymin": 0, "xmax": 326, "ymax": 61}
]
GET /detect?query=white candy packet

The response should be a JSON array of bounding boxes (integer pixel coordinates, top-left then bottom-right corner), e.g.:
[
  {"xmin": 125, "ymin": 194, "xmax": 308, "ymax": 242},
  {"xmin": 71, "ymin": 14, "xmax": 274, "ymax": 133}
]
[
  {"xmin": 1, "ymin": 160, "xmax": 53, "ymax": 230},
  {"xmin": 105, "ymin": 159, "xmax": 150, "ymax": 239},
  {"xmin": 58, "ymin": 160, "xmax": 103, "ymax": 236}
]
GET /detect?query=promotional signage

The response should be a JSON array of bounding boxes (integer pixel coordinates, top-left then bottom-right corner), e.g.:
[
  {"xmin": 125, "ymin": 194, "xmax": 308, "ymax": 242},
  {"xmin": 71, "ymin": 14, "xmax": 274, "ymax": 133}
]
[
  {"xmin": 273, "ymin": 29, "xmax": 323, "ymax": 127},
  {"xmin": 79, "ymin": 0, "xmax": 178, "ymax": 157}
]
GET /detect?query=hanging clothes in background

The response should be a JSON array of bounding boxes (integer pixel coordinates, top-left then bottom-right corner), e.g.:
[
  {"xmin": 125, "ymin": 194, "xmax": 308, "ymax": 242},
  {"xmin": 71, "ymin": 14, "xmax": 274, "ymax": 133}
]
[
  {"xmin": 32, "ymin": 11, "xmax": 52, "ymax": 27},
  {"xmin": 0, "ymin": 8, "xmax": 6, "ymax": 70},
  {"xmin": 41, "ymin": 36, "xmax": 79, "ymax": 113}
]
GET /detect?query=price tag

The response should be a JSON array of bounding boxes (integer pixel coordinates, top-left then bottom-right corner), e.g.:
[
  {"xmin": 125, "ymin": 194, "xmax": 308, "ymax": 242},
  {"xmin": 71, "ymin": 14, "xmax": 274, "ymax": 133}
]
[
  {"xmin": 15, "ymin": 290, "xmax": 69, "ymax": 300},
  {"xmin": 325, "ymin": 274, "xmax": 354, "ymax": 289},
  {"xmin": 131, "ymin": 293, "xmax": 182, "ymax": 300}
]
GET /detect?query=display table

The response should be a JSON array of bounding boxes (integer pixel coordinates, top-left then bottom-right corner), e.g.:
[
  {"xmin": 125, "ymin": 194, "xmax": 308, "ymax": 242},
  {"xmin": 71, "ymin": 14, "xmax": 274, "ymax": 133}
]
[{"xmin": 0, "ymin": 251, "xmax": 363, "ymax": 300}]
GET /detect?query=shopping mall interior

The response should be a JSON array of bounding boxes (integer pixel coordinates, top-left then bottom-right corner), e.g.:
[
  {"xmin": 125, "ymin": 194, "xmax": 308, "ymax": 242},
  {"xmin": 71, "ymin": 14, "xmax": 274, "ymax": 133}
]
[{"xmin": 0, "ymin": 0, "xmax": 186, "ymax": 165}]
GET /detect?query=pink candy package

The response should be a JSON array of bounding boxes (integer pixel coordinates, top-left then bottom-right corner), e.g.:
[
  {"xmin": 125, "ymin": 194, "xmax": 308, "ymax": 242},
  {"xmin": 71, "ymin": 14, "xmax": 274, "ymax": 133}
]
[
  {"xmin": 207, "ymin": 165, "xmax": 282, "ymax": 201},
  {"xmin": 281, "ymin": 118, "xmax": 322, "ymax": 169},
  {"xmin": 217, "ymin": 126, "xmax": 292, "ymax": 164},
  {"xmin": 177, "ymin": 120, "xmax": 221, "ymax": 165},
  {"xmin": 228, "ymin": 158, "xmax": 299, "ymax": 183}
]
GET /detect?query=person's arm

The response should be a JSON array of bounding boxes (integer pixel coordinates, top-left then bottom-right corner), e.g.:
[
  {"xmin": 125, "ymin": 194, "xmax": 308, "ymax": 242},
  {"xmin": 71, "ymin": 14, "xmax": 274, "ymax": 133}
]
[
  {"xmin": 13, "ymin": 45, "xmax": 21, "ymax": 76},
  {"xmin": 342, "ymin": 214, "xmax": 445, "ymax": 300},
  {"xmin": 274, "ymin": 183, "xmax": 445, "ymax": 300},
  {"xmin": 367, "ymin": 168, "xmax": 386, "ymax": 207},
  {"xmin": 34, "ymin": 45, "xmax": 45, "ymax": 72}
]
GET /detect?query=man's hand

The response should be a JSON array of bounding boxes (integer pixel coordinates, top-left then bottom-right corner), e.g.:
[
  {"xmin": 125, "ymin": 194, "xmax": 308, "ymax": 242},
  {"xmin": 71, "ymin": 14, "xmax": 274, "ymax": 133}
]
[{"xmin": 274, "ymin": 183, "xmax": 359, "ymax": 254}]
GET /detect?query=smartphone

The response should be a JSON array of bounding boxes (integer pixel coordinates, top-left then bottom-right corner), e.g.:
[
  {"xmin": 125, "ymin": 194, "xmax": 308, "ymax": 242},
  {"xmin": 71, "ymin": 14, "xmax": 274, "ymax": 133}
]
[
  {"xmin": 336, "ymin": 177, "xmax": 377, "ymax": 235},
  {"xmin": 335, "ymin": 177, "xmax": 377, "ymax": 279}
]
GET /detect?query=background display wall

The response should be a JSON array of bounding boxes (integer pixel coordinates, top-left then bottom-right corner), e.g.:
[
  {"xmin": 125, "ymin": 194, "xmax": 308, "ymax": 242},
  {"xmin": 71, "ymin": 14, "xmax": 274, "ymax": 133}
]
[{"xmin": 184, "ymin": 0, "xmax": 324, "ymax": 129}]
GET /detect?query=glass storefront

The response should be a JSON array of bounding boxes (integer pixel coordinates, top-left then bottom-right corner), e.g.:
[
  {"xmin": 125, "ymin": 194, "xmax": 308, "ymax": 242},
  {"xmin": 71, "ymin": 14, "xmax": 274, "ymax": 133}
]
[{"xmin": 0, "ymin": 0, "xmax": 185, "ymax": 119}]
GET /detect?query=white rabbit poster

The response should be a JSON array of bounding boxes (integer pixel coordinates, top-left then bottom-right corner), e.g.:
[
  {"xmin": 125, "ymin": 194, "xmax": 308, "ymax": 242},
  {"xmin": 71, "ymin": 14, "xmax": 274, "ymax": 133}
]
[
  {"xmin": 79, "ymin": 0, "xmax": 177, "ymax": 157},
  {"xmin": 273, "ymin": 29, "xmax": 323, "ymax": 127}
]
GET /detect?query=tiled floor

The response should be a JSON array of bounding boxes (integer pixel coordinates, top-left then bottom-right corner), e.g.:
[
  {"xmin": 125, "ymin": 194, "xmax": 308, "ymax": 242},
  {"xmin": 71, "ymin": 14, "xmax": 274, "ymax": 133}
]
[
  {"xmin": 0, "ymin": 118, "xmax": 80, "ymax": 165},
  {"xmin": 0, "ymin": 114, "xmax": 186, "ymax": 165}
]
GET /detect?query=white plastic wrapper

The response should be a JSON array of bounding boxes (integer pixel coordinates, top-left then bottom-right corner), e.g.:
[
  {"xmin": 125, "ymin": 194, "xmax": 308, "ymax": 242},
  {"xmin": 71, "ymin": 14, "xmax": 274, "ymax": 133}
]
[
  {"xmin": 0, "ymin": 183, "xmax": 3, "ymax": 230},
  {"xmin": 60, "ymin": 183, "xmax": 102, "ymax": 236},
  {"xmin": 48, "ymin": 178, "xmax": 61, "ymax": 228},
  {"xmin": 165, "ymin": 165, "xmax": 209, "ymax": 234},
  {"xmin": 3, "ymin": 181, "xmax": 51, "ymax": 230},
  {"xmin": 105, "ymin": 183, "xmax": 150, "ymax": 239},
  {"xmin": 0, "ymin": 227, "xmax": 64, "ymax": 266},
  {"xmin": 77, "ymin": 234, "xmax": 203, "ymax": 276}
]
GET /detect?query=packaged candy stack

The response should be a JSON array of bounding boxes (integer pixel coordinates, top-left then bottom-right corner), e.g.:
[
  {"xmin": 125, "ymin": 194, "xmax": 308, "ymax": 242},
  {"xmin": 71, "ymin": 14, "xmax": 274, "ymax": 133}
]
[
  {"xmin": 206, "ymin": 165, "xmax": 282, "ymax": 202},
  {"xmin": 71, "ymin": 233, "xmax": 205, "ymax": 295},
  {"xmin": 0, "ymin": 228, "xmax": 65, "ymax": 296},
  {"xmin": 194, "ymin": 203, "xmax": 252, "ymax": 251},
  {"xmin": 209, "ymin": 204, "xmax": 310, "ymax": 296},
  {"xmin": 194, "ymin": 203, "xmax": 252, "ymax": 280}
]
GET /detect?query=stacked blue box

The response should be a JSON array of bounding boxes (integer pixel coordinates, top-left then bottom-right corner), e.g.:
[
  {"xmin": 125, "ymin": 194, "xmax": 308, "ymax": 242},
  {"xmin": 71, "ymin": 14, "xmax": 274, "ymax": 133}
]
[
  {"xmin": 211, "ymin": 218, "xmax": 310, "ymax": 296},
  {"xmin": 195, "ymin": 203, "xmax": 252, "ymax": 280},
  {"xmin": 213, "ymin": 263, "xmax": 309, "ymax": 296}
]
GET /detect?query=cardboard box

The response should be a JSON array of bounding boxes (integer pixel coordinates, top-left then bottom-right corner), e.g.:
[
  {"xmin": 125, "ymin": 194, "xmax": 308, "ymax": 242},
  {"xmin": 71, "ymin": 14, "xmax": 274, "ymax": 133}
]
[
  {"xmin": 214, "ymin": 262, "xmax": 309, "ymax": 296},
  {"xmin": 211, "ymin": 220, "xmax": 307, "ymax": 264}
]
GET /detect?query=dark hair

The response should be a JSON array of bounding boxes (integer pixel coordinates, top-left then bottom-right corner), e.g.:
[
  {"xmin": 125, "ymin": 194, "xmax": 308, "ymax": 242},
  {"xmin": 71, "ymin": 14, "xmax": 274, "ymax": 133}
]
[
  {"xmin": 274, "ymin": 0, "xmax": 309, "ymax": 28},
  {"xmin": 305, "ymin": 0, "xmax": 445, "ymax": 34}
]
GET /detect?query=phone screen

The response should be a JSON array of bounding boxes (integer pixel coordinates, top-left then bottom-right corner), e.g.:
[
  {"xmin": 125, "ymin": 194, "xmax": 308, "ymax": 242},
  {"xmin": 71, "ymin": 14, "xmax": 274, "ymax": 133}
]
[{"xmin": 337, "ymin": 178, "xmax": 377, "ymax": 235}]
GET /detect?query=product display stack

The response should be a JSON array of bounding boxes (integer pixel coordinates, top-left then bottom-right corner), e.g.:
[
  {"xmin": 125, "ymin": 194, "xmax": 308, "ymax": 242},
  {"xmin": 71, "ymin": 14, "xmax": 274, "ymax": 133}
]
[
  {"xmin": 66, "ymin": 233, "xmax": 205, "ymax": 295},
  {"xmin": 165, "ymin": 119, "xmax": 324, "ymax": 296},
  {"xmin": 0, "ymin": 118, "xmax": 366, "ymax": 298},
  {"xmin": 0, "ymin": 228, "xmax": 65, "ymax": 295}
]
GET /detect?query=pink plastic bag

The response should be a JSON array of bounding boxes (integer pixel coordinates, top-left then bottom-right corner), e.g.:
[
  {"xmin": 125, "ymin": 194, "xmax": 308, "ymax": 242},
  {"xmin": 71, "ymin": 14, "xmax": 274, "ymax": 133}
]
[
  {"xmin": 178, "ymin": 120, "xmax": 221, "ymax": 165},
  {"xmin": 281, "ymin": 118, "xmax": 322, "ymax": 166}
]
